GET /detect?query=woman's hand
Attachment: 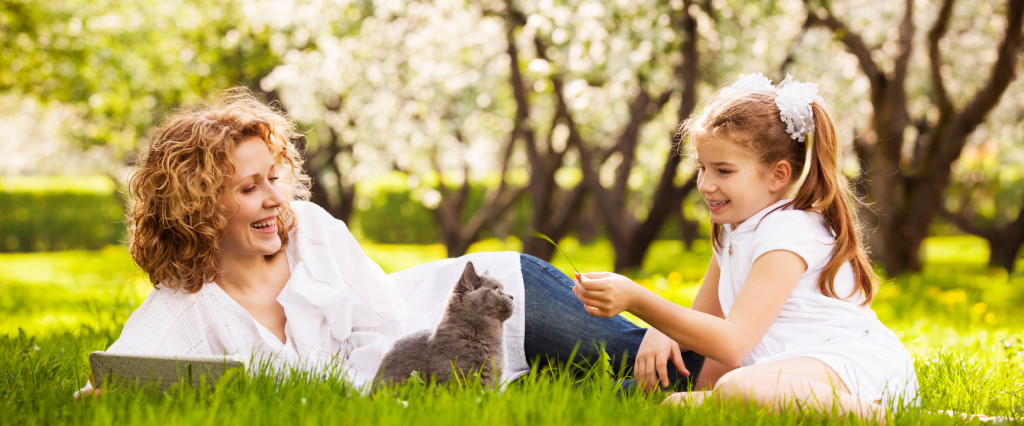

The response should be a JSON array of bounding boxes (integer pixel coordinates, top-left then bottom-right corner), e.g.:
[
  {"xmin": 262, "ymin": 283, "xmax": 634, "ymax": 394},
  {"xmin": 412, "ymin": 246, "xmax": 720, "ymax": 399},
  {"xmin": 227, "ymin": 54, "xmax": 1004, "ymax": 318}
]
[
  {"xmin": 74, "ymin": 374, "xmax": 105, "ymax": 401},
  {"xmin": 635, "ymin": 327, "xmax": 689, "ymax": 392},
  {"xmin": 572, "ymin": 272, "xmax": 645, "ymax": 318}
]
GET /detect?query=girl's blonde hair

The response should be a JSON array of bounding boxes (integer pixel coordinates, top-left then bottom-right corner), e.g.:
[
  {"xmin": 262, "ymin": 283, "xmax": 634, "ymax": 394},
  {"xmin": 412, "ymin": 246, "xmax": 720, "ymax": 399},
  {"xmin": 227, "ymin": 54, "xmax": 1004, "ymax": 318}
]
[
  {"xmin": 128, "ymin": 87, "xmax": 311, "ymax": 293},
  {"xmin": 678, "ymin": 88, "xmax": 877, "ymax": 304}
]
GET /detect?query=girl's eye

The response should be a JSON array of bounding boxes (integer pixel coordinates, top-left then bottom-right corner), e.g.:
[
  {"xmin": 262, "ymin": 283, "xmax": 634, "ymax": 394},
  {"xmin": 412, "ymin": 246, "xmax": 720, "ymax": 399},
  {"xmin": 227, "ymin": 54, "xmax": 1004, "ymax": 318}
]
[
  {"xmin": 269, "ymin": 176, "xmax": 279, "ymax": 183},
  {"xmin": 718, "ymin": 169, "xmax": 732, "ymax": 175},
  {"xmin": 241, "ymin": 185, "xmax": 257, "ymax": 194}
]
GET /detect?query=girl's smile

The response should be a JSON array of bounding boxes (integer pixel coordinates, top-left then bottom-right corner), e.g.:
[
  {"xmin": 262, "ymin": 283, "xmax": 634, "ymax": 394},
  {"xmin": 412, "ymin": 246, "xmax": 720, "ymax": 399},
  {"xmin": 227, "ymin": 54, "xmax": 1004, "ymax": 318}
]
[{"xmin": 694, "ymin": 136, "xmax": 789, "ymax": 228}]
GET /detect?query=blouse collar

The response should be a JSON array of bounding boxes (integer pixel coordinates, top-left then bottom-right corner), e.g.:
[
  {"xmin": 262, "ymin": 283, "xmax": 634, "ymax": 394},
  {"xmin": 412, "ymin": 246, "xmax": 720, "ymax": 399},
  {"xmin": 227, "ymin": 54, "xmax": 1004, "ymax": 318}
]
[{"xmin": 727, "ymin": 199, "xmax": 794, "ymax": 235}]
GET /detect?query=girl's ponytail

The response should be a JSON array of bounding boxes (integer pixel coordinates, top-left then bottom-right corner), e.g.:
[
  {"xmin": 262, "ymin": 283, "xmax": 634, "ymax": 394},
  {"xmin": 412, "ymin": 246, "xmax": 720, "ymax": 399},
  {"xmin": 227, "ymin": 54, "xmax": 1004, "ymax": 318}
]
[{"xmin": 791, "ymin": 102, "xmax": 877, "ymax": 304}]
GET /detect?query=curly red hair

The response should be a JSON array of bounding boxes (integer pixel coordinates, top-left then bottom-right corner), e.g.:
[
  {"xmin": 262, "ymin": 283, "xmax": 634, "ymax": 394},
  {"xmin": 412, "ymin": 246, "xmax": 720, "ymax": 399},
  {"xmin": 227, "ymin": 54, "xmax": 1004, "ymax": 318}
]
[{"xmin": 128, "ymin": 87, "xmax": 311, "ymax": 292}]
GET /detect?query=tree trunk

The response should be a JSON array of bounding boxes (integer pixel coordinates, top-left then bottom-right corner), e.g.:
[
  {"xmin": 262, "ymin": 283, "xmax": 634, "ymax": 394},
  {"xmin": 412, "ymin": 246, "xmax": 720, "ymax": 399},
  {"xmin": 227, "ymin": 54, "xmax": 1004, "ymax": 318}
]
[
  {"xmin": 804, "ymin": 0, "xmax": 1023, "ymax": 276},
  {"xmin": 504, "ymin": 4, "xmax": 586, "ymax": 262},
  {"xmin": 586, "ymin": 1, "xmax": 703, "ymax": 272},
  {"xmin": 988, "ymin": 234, "xmax": 1024, "ymax": 272},
  {"xmin": 945, "ymin": 202, "xmax": 1024, "ymax": 273},
  {"xmin": 679, "ymin": 206, "xmax": 700, "ymax": 251}
]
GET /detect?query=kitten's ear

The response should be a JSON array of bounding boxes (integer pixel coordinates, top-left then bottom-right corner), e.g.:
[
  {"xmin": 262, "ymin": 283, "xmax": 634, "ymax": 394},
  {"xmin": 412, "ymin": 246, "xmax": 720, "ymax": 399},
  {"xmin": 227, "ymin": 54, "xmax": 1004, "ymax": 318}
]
[{"xmin": 457, "ymin": 261, "xmax": 481, "ymax": 292}]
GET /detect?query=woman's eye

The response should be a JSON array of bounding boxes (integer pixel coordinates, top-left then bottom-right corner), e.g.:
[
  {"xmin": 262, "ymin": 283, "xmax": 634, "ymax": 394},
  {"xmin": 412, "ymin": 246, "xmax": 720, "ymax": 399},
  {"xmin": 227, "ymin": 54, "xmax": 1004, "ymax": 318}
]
[
  {"xmin": 269, "ymin": 176, "xmax": 280, "ymax": 183},
  {"xmin": 241, "ymin": 185, "xmax": 257, "ymax": 194}
]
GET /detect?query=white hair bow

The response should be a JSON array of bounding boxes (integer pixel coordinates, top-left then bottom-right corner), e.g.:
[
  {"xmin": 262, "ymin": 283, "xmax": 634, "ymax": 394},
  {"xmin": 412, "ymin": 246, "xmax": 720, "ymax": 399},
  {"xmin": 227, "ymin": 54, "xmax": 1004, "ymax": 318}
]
[{"xmin": 722, "ymin": 73, "xmax": 824, "ymax": 143}]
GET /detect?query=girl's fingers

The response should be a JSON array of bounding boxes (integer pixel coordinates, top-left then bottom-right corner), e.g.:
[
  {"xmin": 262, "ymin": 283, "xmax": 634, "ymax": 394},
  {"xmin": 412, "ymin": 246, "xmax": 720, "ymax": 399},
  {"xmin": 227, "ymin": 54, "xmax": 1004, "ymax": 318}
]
[
  {"xmin": 575, "ymin": 275, "xmax": 611, "ymax": 292},
  {"xmin": 637, "ymin": 363, "xmax": 654, "ymax": 391},
  {"xmin": 574, "ymin": 283, "xmax": 606, "ymax": 301},
  {"xmin": 584, "ymin": 305, "xmax": 612, "ymax": 318},
  {"xmin": 671, "ymin": 345, "xmax": 690, "ymax": 377},
  {"xmin": 656, "ymin": 350, "xmax": 670, "ymax": 388},
  {"xmin": 642, "ymin": 360, "xmax": 658, "ymax": 392}
]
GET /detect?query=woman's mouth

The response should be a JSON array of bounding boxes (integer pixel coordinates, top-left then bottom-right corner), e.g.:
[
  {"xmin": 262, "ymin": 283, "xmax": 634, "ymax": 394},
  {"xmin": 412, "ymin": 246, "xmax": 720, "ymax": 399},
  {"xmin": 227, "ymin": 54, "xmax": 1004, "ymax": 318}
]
[{"xmin": 251, "ymin": 218, "xmax": 277, "ymax": 232}]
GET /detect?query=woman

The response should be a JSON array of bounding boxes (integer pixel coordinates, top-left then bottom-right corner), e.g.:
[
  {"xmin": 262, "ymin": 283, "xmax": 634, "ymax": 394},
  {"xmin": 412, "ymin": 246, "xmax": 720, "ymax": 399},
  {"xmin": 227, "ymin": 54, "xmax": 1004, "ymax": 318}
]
[{"xmin": 79, "ymin": 88, "xmax": 703, "ymax": 395}]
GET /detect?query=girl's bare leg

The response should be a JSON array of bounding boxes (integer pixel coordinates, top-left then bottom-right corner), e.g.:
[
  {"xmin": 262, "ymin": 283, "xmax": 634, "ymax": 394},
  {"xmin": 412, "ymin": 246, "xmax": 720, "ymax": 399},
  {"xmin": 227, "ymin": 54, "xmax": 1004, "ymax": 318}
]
[
  {"xmin": 662, "ymin": 390, "xmax": 713, "ymax": 406},
  {"xmin": 665, "ymin": 357, "xmax": 886, "ymax": 423},
  {"xmin": 715, "ymin": 357, "xmax": 885, "ymax": 422},
  {"xmin": 661, "ymin": 357, "xmax": 734, "ymax": 407}
]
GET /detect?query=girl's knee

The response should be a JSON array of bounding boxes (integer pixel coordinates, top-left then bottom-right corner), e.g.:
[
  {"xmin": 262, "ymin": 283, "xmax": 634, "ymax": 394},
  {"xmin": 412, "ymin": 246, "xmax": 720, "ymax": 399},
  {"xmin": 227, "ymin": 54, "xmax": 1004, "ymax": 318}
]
[{"xmin": 713, "ymin": 368, "xmax": 757, "ymax": 401}]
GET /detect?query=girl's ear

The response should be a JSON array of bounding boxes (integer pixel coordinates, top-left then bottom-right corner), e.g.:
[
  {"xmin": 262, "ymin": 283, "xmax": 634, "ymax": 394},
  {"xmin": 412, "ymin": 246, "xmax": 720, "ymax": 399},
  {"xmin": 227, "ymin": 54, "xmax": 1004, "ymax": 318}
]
[{"xmin": 769, "ymin": 160, "xmax": 792, "ymax": 193}]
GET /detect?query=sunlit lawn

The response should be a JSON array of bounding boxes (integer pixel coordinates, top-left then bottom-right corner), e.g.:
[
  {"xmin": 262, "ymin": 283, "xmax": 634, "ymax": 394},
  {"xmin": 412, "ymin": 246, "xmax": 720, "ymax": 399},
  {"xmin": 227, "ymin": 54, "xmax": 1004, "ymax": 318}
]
[{"xmin": 1, "ymin": 235, "xmax": 1022, "ymax": 424}]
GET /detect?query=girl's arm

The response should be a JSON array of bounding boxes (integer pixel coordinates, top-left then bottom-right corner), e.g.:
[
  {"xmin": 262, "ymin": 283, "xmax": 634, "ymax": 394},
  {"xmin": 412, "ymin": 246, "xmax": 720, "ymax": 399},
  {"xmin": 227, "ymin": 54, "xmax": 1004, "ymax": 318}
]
[
  {"xmin": 633, "ymin": 255, "xmax": 724, "ymax": 390},
  {"xmin": 575, "ymin": 250, "xmax": 806, "ymax": 367}
]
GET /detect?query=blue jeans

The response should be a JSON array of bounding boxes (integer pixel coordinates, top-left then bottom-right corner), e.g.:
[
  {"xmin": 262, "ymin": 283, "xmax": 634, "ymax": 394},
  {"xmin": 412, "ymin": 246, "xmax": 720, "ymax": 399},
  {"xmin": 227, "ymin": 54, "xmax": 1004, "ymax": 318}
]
[{"xmin": 520, "ymin": 254, "xmax": 704, "ymax": 391}]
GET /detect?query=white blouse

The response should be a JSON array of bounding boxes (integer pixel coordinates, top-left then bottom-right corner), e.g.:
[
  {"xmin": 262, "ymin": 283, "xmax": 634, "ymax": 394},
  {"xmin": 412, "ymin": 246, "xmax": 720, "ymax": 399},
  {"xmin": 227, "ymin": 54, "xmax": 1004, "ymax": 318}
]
[
  {"xmin": 715, "ymin": 199, "xmax": 918, "ymax": 404},
  {"xmin": 81, "ymin": 201, "xmax": 527, "ymax": 393}
]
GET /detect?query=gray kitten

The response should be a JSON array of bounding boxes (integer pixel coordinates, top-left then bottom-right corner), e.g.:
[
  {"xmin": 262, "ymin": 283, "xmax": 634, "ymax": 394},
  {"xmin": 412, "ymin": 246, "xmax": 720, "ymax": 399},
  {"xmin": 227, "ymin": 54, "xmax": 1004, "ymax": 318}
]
[{"xmin": 374, "ymin": 261, "xmax": 514, "ymax": 389}]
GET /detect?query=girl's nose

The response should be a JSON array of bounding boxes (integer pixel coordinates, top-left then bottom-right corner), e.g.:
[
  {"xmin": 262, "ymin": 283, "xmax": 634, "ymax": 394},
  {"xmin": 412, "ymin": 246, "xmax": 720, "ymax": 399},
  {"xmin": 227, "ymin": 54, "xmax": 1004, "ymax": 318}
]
[{"xmin": 698, "ymin": 174, "xmax": 715, "ymax": 194}]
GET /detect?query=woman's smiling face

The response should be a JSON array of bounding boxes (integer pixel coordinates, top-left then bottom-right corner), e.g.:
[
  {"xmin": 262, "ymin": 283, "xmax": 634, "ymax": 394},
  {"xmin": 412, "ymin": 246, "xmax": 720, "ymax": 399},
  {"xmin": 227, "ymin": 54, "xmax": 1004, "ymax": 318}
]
[
  {"xmin": 219, "ymin": 136, "xmax": 286, "ymax": 260},
  {"xmin": 694, "ymin": 135, "xmax": 786, "ymax": 228}
]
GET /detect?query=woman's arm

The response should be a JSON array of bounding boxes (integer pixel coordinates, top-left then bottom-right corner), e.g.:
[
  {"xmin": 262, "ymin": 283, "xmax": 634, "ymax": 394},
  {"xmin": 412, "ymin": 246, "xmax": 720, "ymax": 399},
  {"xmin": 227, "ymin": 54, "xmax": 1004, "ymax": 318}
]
[{"xmin": 575, "ymin": 250, "xmax": 806, "ymax": 367}]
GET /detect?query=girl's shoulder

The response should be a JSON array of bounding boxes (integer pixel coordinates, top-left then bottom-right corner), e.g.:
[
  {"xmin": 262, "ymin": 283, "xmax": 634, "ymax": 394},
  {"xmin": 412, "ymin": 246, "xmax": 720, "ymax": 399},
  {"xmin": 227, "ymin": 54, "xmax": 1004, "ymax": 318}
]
[
  {"xmin": 758, "ymin": 207, "xmax": 831, "ymax": 238},
  {"xmin": 748, "ymin": 207, "xmax": 835, "ymax": 267}
]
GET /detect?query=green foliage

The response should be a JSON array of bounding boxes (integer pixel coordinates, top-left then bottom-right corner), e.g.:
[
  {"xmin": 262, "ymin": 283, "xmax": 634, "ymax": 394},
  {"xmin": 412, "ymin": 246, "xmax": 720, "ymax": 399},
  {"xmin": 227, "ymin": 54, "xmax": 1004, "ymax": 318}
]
[
  {"xmin": 357, "ymin": 175, "xmax": 439, "ymax": 244},
  {"xmin": 945, "ymin": 144, "xmax": 1024, "ymax": 229},
  {"xmin": 1, "ymin": 0, "xmax": 282, "ymax": 158},
  {"xmin": 356, "ymin": 173, "xmax": 531, "ymax": 244},
  {"xmin": 0, "ymin": 177, "xmax": 124, "ymax": 252}
]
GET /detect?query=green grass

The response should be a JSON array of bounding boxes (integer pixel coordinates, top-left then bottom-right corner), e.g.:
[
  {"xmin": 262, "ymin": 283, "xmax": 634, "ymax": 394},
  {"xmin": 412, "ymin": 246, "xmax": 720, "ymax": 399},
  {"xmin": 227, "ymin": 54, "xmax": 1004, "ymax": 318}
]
[{"xmin": 1, "ymin": 236, "xmax": 1022, "ymax": 424}]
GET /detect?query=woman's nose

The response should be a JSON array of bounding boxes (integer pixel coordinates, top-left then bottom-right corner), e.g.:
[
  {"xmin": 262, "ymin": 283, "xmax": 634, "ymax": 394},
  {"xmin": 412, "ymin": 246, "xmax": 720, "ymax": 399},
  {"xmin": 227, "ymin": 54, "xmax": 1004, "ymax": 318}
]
[{"xmin": 265, "ymin": 182, "xmax": 285, "ymax": 208}]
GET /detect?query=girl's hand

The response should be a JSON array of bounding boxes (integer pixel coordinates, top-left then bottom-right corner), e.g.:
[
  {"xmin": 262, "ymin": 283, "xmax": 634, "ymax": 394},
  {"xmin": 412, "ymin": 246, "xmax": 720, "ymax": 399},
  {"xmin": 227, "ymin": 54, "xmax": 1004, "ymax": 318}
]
[
  {"xmin": 572, "ymin": 272, "xmax": 643, "ymax": 318},
  {"xmin": 635, "ymin": 328, "xmax": 689, "ymax": 392}
]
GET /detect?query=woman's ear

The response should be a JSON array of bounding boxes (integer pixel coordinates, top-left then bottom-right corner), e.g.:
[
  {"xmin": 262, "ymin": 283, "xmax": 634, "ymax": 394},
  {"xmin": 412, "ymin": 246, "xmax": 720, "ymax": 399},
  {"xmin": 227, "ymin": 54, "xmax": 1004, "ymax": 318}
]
[{"xmin": 769, "ymin": 160, "xmax": 792, "ymax": 193}]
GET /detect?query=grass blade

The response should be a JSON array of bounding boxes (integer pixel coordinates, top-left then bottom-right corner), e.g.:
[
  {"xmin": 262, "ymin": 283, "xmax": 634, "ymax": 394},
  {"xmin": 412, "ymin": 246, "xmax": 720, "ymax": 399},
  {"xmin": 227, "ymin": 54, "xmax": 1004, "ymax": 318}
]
[{"xmin": 532, "ymin": 231, "xmax": 581, "ymax": 276}]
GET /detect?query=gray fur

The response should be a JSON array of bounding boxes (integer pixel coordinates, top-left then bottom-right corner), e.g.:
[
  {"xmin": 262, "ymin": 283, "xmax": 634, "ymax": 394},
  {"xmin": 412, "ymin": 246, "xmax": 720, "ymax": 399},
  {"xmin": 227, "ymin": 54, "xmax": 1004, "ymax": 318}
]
[{"xmin": 373, "ymin": 261, "xmax": 514, "ymax": 389}]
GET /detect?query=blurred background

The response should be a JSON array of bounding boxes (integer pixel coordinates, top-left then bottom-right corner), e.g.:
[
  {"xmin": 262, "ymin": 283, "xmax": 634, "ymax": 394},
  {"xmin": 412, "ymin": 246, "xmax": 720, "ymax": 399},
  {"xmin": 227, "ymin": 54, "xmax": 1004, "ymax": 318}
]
[{"xmin": 1, "ymin": 0, "xmax": 1022, "ymax": 277}]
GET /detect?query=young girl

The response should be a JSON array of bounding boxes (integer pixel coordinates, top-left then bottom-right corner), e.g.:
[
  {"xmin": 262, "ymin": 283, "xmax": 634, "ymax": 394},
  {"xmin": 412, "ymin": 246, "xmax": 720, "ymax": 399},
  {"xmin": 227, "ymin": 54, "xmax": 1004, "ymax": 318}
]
[{"xmin": 573, "ymin": 74, "xmax": 918, "ymax": 420}]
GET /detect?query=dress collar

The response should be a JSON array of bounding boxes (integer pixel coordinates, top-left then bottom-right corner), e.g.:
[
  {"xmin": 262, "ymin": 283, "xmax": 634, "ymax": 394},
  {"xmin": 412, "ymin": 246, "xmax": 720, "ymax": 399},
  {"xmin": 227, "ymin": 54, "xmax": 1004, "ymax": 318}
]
[{"xmin": 727, "ymin": 199, "xmax": 794, "ymax": 235}]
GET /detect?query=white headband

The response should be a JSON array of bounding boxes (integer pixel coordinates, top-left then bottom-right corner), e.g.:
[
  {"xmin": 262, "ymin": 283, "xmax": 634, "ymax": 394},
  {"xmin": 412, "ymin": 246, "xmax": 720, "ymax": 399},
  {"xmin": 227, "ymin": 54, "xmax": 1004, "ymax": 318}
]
[{"xmin": 721, "ymin": 73, "xmax": 823, "ymax": 143}]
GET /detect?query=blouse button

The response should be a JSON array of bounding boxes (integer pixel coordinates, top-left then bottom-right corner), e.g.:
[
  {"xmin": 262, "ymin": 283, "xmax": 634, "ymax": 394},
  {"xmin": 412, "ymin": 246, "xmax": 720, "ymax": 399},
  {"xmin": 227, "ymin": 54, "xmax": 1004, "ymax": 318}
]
[{"xmin": 823, "ymin": 337, "xmax": 833, "ymax": 345}]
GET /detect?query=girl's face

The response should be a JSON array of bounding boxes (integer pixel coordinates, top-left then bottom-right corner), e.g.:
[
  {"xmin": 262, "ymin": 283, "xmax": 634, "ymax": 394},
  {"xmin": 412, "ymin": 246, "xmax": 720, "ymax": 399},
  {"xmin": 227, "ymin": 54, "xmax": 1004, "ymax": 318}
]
[
  {"xmin": 219, "ymin": 136, "xmax": 285, "ymax": 260},
  {"xmin": 694, "ymin": 136, "xmax": 788, "ymax": 227}
]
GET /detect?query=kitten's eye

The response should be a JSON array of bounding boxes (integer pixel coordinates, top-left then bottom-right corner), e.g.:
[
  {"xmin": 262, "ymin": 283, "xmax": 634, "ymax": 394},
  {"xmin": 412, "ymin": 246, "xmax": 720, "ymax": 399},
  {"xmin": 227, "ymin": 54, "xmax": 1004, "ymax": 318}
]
[{"xmin": 493, "ymin": 288, "xmax": 502, "ymax": 296}]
